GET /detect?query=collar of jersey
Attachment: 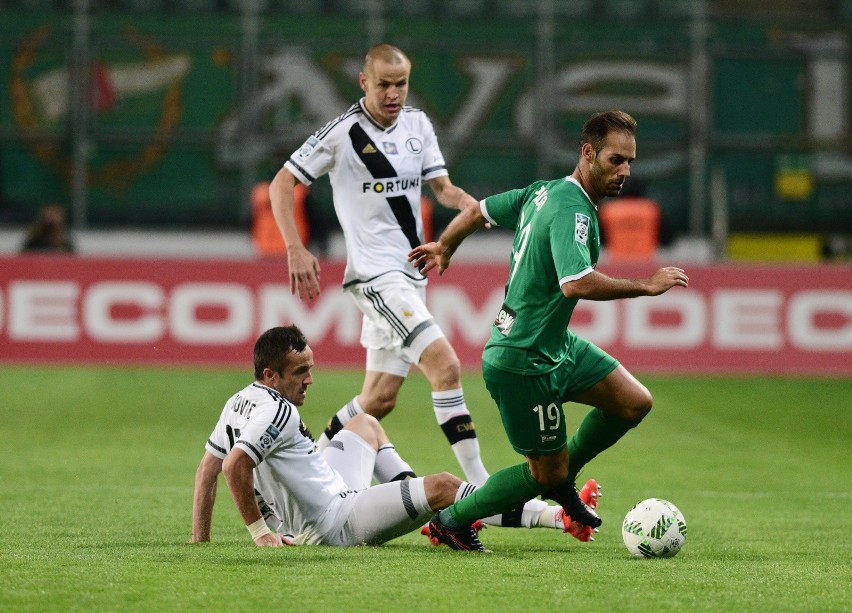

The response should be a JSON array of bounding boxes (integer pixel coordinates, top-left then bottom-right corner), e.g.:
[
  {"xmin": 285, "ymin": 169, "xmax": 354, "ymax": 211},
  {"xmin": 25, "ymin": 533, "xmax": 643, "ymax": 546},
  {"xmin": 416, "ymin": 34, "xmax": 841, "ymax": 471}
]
[
  {"xmin": 252, "ymin": 382, "xmax": 283, "ymax": 400},
  {"xmin": 565, "ymin": 176, "xmax": 596, "ymax": 209},
  {"xmin": 359, "ymin": 98, "xmax": 400, "ymax": 133}
]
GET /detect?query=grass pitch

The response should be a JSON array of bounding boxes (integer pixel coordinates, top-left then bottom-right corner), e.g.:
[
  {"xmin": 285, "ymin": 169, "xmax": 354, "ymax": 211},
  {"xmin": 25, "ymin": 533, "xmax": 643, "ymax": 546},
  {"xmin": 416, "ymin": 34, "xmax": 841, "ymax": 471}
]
[{"xmin": 0, "ymin": 366, "xmax": 849, "ymax": 611}]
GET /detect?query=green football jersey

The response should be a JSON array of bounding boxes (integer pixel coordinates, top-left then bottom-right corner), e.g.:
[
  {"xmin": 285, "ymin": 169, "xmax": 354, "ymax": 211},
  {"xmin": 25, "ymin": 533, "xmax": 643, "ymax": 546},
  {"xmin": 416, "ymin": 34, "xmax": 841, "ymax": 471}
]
[{"xmin": 481, "ymin": 176, "xmax": 600, "ymax": 375}]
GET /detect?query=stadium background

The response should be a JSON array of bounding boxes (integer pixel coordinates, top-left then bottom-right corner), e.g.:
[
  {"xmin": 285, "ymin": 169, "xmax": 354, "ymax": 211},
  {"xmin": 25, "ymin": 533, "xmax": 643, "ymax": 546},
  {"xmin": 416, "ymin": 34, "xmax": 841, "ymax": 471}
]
[
  {"xmin": 0, "ymin": 4, "xmax": 850, "ymax": 610},
  {"xmin": 1, "ymin": 0, "xmax": 850, "ymax": 373}
]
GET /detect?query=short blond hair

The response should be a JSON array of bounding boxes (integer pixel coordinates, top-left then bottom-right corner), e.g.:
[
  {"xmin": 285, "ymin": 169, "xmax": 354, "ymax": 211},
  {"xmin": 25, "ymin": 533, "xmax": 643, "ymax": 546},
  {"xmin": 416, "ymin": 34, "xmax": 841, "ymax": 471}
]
[{"xmin": 363, "ymin": 43, "xmax": 410, "ymax": 75}]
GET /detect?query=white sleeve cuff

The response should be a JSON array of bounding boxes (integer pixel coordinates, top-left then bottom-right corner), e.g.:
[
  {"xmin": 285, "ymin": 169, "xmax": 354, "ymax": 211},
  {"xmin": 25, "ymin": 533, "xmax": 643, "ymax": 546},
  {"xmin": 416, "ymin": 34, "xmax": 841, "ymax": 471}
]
[
  {"xmin": 559, "ymin": 267, "xmax": 594, "ymax": 286},
  {"xmin": 480, "ymin": 199, "xmax": 498, "ymax": 226}
]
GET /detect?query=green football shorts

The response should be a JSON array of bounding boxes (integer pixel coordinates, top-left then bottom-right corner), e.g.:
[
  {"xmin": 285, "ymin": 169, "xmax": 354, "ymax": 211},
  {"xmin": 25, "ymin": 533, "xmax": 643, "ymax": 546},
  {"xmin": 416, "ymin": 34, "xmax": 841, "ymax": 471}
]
[{"xmin": 482, "ymin": 336, "xmax": 619, "ymax": 455}]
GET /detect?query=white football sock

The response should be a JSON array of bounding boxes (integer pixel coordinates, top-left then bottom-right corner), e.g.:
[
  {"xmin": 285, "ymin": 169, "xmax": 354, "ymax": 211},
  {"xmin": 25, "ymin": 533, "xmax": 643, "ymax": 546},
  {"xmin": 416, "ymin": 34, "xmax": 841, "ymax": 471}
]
[
  {"xmin": 373, "ymin": 443, "xmax": 416, "ymax": 483},
  {"xmin": 455, "ymin": 481, "xmax": 478, "ymax": 502},
  {"xmin": 535, "ymin": 503, "xmax": 567, "ymax": 530},
  {"xmin": 432, "ymin": 389, "xmax": 490, "ymax": 486},
  {"xmin": 317, "ymin": 396, "xmax": 363, "ymax": 451}
]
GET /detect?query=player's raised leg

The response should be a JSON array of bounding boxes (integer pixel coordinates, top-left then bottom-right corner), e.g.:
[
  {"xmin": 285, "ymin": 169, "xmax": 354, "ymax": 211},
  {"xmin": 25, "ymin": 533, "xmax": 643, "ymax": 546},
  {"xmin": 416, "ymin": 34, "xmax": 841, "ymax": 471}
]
[
  {"xmin": 316, "ymin": 370, "xmax": 403, "ymax": 451},
  {"xmin": 417, "ymin": 338, "xmax": 569, "ymax": 530},
  {"xmin": 565, "ymin": 364, "xmax": 652, "ymax": 484},
  {"xmin": 346, "ymin": 472, "xmax": 482, "ymax": 547}
]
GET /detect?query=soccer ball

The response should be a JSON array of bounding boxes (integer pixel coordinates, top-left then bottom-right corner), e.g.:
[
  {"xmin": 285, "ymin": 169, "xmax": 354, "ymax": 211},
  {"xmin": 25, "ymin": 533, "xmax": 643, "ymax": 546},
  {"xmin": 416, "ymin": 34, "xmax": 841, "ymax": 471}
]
[{"xmin": 621, "ymin": 498, "xmax": 687, "ymax": 558}]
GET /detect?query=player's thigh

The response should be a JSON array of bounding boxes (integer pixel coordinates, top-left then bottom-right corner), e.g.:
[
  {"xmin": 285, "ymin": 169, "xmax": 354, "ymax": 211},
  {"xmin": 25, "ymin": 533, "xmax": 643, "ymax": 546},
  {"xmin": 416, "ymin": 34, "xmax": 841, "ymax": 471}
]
[
  {"xmin": 556, "ymin": 335, "xmax": 620, "ymax": 402},
  {"xmin": 415, "ymin": 336, "xmax": 463, "ymax": 389},
  {"xmin": 482, "ymin": 362, "xmax": 566, "ymax": 455},
  {"xmin": 343, "ymin": 478, "xmax": 431, "ymax": 545},
  {"xmin": 572, "ymin": 364, "xmax": 651, "ymax": 419},
  {"xmin": 322, "ymin": 430, "xmax": 376, "ymax": 490}
]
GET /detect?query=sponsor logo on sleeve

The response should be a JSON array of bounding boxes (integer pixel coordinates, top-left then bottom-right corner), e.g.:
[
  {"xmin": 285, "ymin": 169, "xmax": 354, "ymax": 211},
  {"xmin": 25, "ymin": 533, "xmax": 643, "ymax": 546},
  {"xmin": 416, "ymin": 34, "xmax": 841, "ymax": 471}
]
[
  {"xmin": 494, "ymin": 302, "xmax": 517, "ymax": 337},
  {"xmin": 296, "ymin": 135, "xmax": 319, "ymax": 160},
  {"xmin": 258, "ymin": 424, "xmax": 280, "ymax": 451},
  {"xmin": 575, "ymin": 213, "xmax": 590, "ymax": 245}
]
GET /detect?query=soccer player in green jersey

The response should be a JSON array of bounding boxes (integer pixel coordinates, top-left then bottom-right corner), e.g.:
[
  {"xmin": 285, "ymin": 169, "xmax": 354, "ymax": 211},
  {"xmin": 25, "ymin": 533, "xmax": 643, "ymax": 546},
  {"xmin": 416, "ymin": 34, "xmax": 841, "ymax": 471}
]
[{"xmin": 409, "ymin": 110, "xmax": 689, "ymax": 551}]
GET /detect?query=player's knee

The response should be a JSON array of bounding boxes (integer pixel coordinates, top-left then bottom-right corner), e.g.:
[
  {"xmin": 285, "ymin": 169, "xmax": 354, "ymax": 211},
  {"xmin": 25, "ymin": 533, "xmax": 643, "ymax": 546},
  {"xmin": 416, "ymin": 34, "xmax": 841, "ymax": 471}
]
[
  {"xmin": 423, "ymin": 351, "xmax": 461, "ymax": 390},
  {"xmin": 626, "ymin": 386, "xmax": 653, "ymax": 422},
  {"xmin": 529, "ymin": 463, "xmax": 569, "ymax": 489},
  {"xmin": 361, "ymin": 393, "xmax": 397, "ymax": 419},
  {"xmin": 346, "ymin": 413, "xmax": 384, "ymax": 448},
  {"xmin": 352, "ymin": 412, "xmax": 382, "ymax": 432}
]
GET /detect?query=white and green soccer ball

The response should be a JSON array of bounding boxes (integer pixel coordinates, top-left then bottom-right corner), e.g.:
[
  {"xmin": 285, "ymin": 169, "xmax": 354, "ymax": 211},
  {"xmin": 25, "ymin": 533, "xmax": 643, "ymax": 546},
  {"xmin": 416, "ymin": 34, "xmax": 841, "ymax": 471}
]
[{"xmin": 622, "ymin": 498, "xmax": 687, "ymax": 558}]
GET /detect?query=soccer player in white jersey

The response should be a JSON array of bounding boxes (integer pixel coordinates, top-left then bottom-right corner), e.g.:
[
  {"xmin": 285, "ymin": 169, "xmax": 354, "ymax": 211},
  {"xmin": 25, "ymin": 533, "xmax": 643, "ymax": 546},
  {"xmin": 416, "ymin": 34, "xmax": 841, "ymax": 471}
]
[
  {"xmin": 269, "ymin": 43, "xmax": 566, "ymax": 532},
  {"xmin": 191, "ymin": 325, "xmax": 486, "ymax": 549}
]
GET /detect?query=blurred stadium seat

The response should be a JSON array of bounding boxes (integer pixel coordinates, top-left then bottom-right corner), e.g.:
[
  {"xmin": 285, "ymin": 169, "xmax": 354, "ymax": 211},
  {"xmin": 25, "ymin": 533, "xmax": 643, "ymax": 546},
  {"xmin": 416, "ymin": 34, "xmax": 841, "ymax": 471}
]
[
  {"xmin": 386, "ymin": 0, "xmax": 432, "ymax": 16},
  {"xmin": 494, "ymin": 0, "xmax": 593, "ymax": 18},
  {"xmin": 436, "ymin": 0, "xmax": 486, "ymax": 15}
]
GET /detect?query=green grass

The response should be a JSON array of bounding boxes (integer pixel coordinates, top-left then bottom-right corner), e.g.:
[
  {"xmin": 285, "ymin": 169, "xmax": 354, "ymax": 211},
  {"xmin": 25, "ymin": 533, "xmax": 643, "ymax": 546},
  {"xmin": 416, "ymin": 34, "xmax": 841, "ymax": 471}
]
[{"xmin": 1, "ymin": 367, "xmax": 849, "ymax": 611}]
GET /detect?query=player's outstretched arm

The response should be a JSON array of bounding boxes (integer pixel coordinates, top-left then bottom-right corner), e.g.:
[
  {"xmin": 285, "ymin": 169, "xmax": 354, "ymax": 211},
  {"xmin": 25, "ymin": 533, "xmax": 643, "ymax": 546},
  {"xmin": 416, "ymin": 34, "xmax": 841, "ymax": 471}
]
[
  {"xmin": 427, "ymin": 175, "xmax": 479, "ymax": 212},
  {"xmin": 191, "ymin": 452, "xmax": 223, "ymax": 543},
  {"xmin": 270, "ymin": 167, "xmax": 321, "ymax": 301},
  {"xmin": 408, "ymin": 203, "xmax": 489, "ymax": 275},
  {"xmin": 222, "ymin": 449, "xmax": 291, "ymax": 547},
  {"xmin": 561, "ymin": 267, "xmax": 689, "ymax": 301}
]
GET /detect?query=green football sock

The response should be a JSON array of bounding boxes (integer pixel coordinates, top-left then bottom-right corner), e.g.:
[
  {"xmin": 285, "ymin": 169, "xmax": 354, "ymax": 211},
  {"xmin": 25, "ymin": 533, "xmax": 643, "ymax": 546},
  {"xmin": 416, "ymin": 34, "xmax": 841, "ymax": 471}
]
[
  {"xmin": 441, "ymin": 462, "xmax": 544, "ymax": 526},
  {"xmin": 567, "ymin": 407, "xmax": 640, "ymax": 483}
]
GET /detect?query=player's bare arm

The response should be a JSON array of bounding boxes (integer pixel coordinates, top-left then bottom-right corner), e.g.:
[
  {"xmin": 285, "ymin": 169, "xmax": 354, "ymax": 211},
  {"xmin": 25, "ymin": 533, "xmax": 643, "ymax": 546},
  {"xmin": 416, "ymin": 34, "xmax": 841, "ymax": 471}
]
[
  {"xmin": 561, "ymin": 267, "xmax": 688, "ymax": 301},
  {"xmin": 427, "ymin": 175, "xmax": 479, "ymax": 212},
  {"xmin": 191, "ymin": 452, "xmax": 223, "ymax": 543},
  {"xmin": 222, "ymin": 448, "xmax": 290, "ymax": 547},
  {"xmin": 269, "ymin": 166, "xmax": 321, "ymax": 301},
  {"xmin": 408, "ymin": 203, "xmax": 488, "ymax": 274}
]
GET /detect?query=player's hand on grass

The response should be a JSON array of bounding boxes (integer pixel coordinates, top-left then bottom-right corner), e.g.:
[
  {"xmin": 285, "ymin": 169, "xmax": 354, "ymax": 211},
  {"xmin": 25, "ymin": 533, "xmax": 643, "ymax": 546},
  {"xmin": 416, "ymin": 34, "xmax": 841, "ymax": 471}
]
[
  {"xmin": 287, "ymin": 246, "xmax": 321, "ymax": 301},
  {"xmin": 254, "ymin": 532, "xmax": 295, "ymax": 547},
  {"xmin": 646, "ymin": 267, "xmax": 689, "ymax": 295}
]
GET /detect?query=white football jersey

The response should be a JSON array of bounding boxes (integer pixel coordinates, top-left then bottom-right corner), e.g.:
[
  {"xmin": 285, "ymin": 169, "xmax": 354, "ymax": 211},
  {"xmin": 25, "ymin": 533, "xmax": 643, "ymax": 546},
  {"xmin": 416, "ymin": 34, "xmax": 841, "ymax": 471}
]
[
  {"xmin": 205, "ymin": 382, "xmax": 351, "ymax": 544},
  {"xmin": 285, "ymin": 98, "xmax": 449, "ymax": 287}
]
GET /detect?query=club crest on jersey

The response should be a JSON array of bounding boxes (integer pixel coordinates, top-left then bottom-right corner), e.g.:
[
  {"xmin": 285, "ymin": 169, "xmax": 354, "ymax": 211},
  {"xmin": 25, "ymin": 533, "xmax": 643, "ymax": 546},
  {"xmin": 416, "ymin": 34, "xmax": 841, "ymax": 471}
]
[
  {"xmin": 259, "ymin": 424, "xmax": 280, "ymax": 451},
  {"xmin": 296, "ymin": 135, "xmax": 319, "ymax": 160},
  {"xmin": 382, "ymin": 142, "xmax": 398, "ymax": 155},
  {"xmin": 405, "ymin": 137, "xmax": 422, "ymax": 154},
  {"xmin": 494, "ymin": 302, "xmax": 517, "ymax": 337},
  {"xmin": 575, "ymin": 213, "xmax": 590, "ymax": 245}
]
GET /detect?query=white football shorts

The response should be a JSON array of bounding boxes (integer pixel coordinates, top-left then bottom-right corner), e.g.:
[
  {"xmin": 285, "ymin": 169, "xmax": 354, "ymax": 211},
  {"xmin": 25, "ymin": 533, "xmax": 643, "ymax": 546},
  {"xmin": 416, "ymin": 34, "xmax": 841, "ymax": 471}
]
[{"xmin": 348, "ymin": 272, "xmax": 445, "ymax": 377}]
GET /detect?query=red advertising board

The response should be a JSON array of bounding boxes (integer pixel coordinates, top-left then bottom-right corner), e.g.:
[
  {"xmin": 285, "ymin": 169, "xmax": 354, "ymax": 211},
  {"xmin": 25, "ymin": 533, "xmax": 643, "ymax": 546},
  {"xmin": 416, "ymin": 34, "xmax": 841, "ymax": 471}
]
[{"xmin": 1, "ymin": 255, "xmax": 849, "ymax": 375}]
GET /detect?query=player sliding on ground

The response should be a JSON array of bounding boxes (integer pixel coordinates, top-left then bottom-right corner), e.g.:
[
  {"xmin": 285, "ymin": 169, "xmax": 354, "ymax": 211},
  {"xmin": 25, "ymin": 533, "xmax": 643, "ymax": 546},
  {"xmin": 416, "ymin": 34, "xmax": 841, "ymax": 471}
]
[
  {"xmin": 409, "ymin": 110, "xmax": 689, "ymax": 552},
  {"xmin": 192, "ymin": 325, "xmax": 487, "ymax": 547}
]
